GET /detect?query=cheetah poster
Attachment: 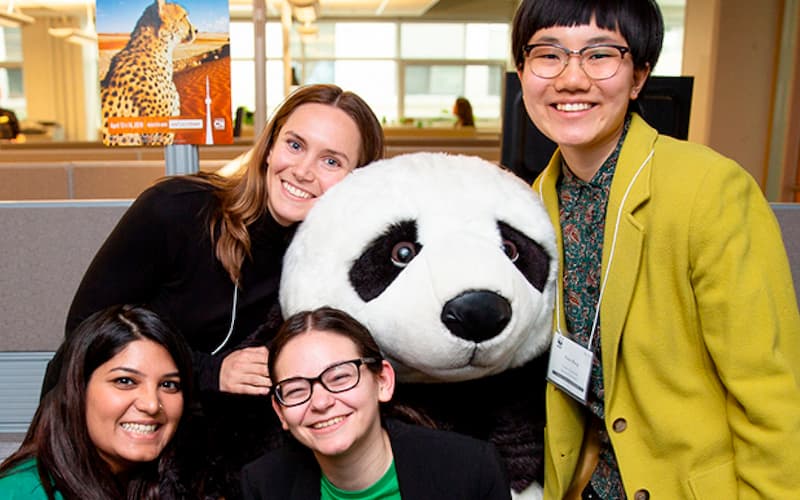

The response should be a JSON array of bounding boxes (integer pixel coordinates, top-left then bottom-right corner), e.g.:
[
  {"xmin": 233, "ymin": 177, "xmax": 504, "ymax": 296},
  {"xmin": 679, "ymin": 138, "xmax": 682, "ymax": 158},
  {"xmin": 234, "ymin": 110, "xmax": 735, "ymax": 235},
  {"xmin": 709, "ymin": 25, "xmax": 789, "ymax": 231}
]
[{"xmin": 97, "ymin": 0, "xmax": 232, "ymax": 146}]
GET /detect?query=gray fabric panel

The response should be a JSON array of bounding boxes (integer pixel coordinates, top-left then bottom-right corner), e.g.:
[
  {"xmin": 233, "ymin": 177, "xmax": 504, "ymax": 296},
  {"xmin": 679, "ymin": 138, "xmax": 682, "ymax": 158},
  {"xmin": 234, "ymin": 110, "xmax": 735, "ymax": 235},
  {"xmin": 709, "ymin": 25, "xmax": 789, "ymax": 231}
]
[
  {"xmin": 772, "ymin": 203, "xmax": 800, "ymax": 310},
  {"xmin": 0, "ymin": 201, "xmax": 130, "ymax": 351},
  {"xmin": 0, "ymin": 201, "xmax": 797, "ymax": 437}
]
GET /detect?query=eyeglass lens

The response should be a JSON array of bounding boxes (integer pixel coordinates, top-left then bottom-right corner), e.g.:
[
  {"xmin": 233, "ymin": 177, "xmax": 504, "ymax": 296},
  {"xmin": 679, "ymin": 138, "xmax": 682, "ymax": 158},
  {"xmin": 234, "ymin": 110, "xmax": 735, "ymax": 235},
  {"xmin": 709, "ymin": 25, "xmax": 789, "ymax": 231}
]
[
  {"xmin": 275, "ymin": 359, "xmax": 363, "ymax": 406},
  {"xmin": 526, "ymin": 44, "xmax": 626, "ymax": 80}
]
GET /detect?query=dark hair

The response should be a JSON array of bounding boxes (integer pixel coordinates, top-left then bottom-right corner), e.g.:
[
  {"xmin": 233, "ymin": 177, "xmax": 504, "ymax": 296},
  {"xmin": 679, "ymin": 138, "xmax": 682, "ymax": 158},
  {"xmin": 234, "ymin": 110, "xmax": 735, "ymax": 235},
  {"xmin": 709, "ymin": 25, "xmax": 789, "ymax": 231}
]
[
  {"xmin": 511, "ymin": 0, "xmax": 664, "ymax": 72},
  {"xmin": 268, "ymin": 307, "xmax": 384, "ymax": 383},
  {"xmin": 195, "ymin": 84, "xmax": 385, "ymax": 284},
  {"xmin": 268, "ymin": 307, "xmax": 438, "ymax": 428},
  {"xmin": 453, "ymin": 97, "xmax": 475, "ymax": 127},
  {"xmin": 0, "ymin": 305, "xmax": 194, "ymax": 500}
]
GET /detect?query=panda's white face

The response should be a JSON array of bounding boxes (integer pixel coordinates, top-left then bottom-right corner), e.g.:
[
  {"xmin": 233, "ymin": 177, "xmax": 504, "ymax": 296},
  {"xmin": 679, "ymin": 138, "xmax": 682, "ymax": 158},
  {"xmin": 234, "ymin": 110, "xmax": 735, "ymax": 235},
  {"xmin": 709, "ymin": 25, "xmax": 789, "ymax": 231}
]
[{"xmin": 280, "ymin": 152, "xmax": 558, "ymax": 382}]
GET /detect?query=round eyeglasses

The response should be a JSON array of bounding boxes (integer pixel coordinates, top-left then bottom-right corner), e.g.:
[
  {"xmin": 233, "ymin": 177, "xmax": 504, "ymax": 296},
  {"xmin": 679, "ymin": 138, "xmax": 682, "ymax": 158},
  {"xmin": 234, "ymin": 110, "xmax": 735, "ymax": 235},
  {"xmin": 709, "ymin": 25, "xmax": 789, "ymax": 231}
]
[
  {"xmin": 273, "ymin": 357, "xmax": 378, "ymax": 407},
  {"xmin": 523, "ymin": 43, "xmax": 630, "ymax": 80}
]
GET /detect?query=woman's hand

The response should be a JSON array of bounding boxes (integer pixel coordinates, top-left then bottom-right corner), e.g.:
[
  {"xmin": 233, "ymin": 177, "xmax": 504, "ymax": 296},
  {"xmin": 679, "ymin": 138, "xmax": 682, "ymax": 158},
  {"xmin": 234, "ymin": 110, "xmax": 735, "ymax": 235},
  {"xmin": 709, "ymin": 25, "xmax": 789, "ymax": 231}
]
[{"xmin": 219, "ymin": 346, "xmax": 271, "ymax": 395}]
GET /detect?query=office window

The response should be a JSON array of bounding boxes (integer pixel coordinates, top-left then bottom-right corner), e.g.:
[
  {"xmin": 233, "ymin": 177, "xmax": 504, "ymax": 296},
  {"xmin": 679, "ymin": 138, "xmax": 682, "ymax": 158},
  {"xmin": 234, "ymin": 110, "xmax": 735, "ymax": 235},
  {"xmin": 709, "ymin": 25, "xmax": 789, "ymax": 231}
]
[
  {"xmin": 335, "ymin": 23, "xmax": 396, "ymax": 58},
  {"xmin": 404, "ymin": 63, "xmax": 502, "ymax": 122},
  {"xmin": 401, "ymin": 24, "xmax": 465, "ymax": 59},
  {"xmin": 0, "ymin": 26, "xmax": 25, "ymax": 119},
  {"xmin": 229, "ymin": 22, "xmax": 292, "ymax": 119},
  {"xmin": 401, "ymin": 23, "xmax": 507, "ymax": 61},
  {"xmin": 229, "ymin": 21, "xmax": 302, "ymax": 59},
  {"xmin": 301, "ymin": 23, "xmax": 335, "ymax": 58},
  {"xmin": 333, "ymin": 60, "xmax": 397, "ymax": 123},
  {"xmin": 655, "ymin": 0, "xmax": 686, "ymax": 75},
  {"xmin": 227, "ymin": 7, "xmax": 683, "ymax": 129},
  {"xmin": 464, "ymin": 24, "xmax": 508, "ymax": 60},
  {"xmin": 406, "ymin": 65, "xmax": 464, "ymax": 96},
  {"xmin": 229, "ymin": 22, "xmax": 255, "ymax": 58},
  {"xmin": 1, "ymin": 0, "xmax": 690, "ymax": 144},
  {"xmin": 0, "ymin": 67, "xmax": 23, "ymax": 98},
  {"xmin": 229, "ymin": 58, "xmax": 285, "ymax": 121},
  {"xmin": 0, "ymin": 26, "xmax": 22, "ymax": 61}
]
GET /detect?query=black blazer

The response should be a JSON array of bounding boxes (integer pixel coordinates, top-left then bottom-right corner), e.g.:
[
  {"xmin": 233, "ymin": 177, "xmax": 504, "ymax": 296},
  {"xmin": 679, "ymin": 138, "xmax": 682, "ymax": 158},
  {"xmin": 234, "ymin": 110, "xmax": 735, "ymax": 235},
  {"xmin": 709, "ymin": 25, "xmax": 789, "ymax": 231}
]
[{"xmin": 240, "ymin": 419, "xmax": 511, "ymax": 500}]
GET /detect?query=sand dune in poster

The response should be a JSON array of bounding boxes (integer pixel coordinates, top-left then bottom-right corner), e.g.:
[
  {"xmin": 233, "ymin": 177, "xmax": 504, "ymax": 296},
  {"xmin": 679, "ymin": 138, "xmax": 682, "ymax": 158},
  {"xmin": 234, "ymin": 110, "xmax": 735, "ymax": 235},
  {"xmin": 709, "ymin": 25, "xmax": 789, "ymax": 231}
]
[{"xmin": 174, "ymin": 48, "xmax": 232, "ymax": 145}]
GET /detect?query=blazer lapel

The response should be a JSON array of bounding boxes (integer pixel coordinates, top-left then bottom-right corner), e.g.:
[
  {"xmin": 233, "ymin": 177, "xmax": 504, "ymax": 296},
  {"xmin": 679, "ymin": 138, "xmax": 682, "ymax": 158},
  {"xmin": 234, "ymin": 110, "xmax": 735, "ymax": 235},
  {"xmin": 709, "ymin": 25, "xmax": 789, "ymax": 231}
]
[
  {"xmin": 536, "ymin": 153, "xmax": 568, "ymax": 334},
  {"xmin": 600, "ymin": 115, "xmax": 655, "ymax": 391},
  {"xmin": 388, "ymin": 421, "xmax": 430, "ymax": 500},
  {"xmin": 290, "ymin": 451, "xmax": 323, "ymax": 500}
]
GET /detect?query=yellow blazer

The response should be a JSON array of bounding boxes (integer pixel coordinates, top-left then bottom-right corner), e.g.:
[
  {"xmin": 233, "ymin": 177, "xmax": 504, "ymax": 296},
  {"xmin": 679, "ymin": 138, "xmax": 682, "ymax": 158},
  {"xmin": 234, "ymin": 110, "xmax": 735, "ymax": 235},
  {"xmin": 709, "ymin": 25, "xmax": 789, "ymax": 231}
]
[{"xmin": 533, "ymin": 114, "xmax": 800, "ymax": 499}]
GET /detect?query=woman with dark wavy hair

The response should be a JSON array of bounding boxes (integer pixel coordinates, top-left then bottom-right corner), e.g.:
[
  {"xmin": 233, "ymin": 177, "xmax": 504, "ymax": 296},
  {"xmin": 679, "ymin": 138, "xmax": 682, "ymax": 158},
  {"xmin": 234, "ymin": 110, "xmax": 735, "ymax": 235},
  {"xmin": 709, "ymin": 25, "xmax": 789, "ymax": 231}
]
[{"xmin": 0, "ymin": 304, "xmax": 194, "ymax": 499}]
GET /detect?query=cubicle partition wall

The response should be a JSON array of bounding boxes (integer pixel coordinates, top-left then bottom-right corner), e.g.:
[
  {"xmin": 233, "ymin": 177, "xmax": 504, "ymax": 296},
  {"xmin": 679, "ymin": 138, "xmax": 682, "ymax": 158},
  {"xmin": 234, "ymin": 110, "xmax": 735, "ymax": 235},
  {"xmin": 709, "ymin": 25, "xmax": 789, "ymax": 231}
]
[
  {"xmin": 0, "ymin": 200, "xmax": 798, "ymax": 455},
  {"xmin": 773, "ymin": 203, "xmax": 800, "ymax": 291},
  {"xmin": 0, "ymin": 201, "xmax": 130, "ymax": 437}
]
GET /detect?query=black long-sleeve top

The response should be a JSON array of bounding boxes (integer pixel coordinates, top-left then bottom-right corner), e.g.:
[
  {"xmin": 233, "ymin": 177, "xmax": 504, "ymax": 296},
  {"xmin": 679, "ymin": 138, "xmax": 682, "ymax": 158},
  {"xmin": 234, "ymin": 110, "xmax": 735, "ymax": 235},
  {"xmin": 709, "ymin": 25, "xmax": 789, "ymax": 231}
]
[
  {"xmin": 60, "ymin": 176, "xmax": 293, "ymax": 393},
  {"xmin": 241, "ymin": 419, "xmax": 512, "ymax": 500}
]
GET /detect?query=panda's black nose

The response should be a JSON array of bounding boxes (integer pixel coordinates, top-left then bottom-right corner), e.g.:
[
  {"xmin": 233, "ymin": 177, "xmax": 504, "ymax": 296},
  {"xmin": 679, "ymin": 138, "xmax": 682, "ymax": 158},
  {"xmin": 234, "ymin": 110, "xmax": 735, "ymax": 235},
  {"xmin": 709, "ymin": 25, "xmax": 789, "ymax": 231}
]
[{"xmin": 441, "ymin": 290, "xmax": 511, "ymax": 343}]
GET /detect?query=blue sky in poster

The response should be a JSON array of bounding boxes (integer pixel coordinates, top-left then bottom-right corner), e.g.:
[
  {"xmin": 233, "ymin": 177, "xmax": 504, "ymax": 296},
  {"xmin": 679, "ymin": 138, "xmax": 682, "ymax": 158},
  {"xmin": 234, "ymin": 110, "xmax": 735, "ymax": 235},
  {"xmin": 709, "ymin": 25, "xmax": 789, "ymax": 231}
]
[{"xmin": 97, "ymin": 0, "xmax": 230, "ymax": 35}]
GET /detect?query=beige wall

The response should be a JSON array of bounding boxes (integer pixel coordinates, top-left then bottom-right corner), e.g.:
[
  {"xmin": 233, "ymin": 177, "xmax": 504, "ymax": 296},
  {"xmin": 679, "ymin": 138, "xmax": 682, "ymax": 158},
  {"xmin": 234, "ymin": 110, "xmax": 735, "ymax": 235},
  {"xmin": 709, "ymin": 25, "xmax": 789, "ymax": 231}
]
[
  {"xmin": 682, "ymin": 0, "xmax": 719, "ymax": 147},
  {"xmin": 21, "ymin": 18, "xmax": 99, "ymax": 142},
  {"xmin": 684, "ymin": 0, "xmax": 799, "ymax": 200},
  {"xmin": 710, "ymin": 0, "xmax": 781, "ymax": 186}
]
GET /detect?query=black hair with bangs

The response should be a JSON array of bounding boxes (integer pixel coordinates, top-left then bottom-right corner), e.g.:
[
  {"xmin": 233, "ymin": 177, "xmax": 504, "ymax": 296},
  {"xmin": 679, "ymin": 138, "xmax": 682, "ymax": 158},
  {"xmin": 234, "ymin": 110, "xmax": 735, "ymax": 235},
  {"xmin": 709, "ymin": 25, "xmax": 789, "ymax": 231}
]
[{"xmin": 512, "ymin": 0, "xmax": 664, "ymax": 72}]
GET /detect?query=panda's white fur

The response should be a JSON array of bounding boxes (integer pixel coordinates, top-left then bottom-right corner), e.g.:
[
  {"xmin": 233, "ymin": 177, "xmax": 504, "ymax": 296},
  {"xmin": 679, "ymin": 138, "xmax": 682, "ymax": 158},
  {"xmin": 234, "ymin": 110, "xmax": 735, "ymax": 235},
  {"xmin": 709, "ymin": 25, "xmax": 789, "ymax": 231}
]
[{"xmin": 280, "ymin": 152, "xmax": 558, "ymax": 384}]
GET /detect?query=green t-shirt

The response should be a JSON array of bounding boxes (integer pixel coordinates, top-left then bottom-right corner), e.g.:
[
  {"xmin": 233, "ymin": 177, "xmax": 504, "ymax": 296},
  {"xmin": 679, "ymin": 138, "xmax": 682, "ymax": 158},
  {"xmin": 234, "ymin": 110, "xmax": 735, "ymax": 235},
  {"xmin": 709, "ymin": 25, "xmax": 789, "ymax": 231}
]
[
  {"xmin": 320, "ymin": 460, "xmax": 401, "ymax": 500},
  {"xmin": 0, "ymin": 458, "xmax": 63, "ymax": 499}
]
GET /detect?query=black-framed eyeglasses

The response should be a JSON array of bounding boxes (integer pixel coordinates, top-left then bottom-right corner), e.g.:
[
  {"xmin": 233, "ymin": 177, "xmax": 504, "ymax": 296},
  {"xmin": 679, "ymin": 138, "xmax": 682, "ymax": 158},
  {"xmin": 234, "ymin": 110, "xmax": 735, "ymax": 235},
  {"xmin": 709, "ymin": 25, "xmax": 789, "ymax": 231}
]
[
  {"xmin": 273, "ymin": 357, "xmax": 378, "ymax": 407},
  {"xmin": 523, "ymin": 43, "xmax": 630, "ymax": 80}
]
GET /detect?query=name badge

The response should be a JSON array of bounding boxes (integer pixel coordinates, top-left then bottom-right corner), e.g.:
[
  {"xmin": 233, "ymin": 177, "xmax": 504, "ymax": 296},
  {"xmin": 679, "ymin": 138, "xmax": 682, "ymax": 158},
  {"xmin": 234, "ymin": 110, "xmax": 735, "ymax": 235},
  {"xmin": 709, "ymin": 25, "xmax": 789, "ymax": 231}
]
[{"xmin": 546, "ymin": 332, "xmax": 593, "ymax": 404}]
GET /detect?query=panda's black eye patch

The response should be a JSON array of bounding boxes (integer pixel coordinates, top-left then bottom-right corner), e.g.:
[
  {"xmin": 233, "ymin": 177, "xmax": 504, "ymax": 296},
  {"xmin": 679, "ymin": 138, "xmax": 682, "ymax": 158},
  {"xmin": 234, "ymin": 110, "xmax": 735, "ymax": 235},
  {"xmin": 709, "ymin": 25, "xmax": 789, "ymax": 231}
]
[
  {"xmin": 498, "ymin": 221, "xmax": 550, "ymax": 292},
  {"xmin": 349, "ymin": 220, "xmax": 421, "ymax": 302}
]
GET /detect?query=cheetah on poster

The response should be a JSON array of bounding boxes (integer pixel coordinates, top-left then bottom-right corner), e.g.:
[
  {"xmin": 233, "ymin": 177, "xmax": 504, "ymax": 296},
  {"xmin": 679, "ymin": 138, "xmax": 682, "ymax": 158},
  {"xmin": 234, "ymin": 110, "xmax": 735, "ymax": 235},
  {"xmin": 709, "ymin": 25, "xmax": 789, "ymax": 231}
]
[{"xmin": 98, "ymin": 0, "xmax": 232, "ymax": 146}]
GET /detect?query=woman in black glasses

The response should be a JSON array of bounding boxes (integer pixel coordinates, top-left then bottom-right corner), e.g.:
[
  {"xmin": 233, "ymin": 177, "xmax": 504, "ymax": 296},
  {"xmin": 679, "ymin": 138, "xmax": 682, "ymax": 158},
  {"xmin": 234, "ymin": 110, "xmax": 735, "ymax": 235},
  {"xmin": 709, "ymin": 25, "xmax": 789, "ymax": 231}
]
[{"xmin": 240, "ymin": 307, "xmax": 511, "ymax": 500}]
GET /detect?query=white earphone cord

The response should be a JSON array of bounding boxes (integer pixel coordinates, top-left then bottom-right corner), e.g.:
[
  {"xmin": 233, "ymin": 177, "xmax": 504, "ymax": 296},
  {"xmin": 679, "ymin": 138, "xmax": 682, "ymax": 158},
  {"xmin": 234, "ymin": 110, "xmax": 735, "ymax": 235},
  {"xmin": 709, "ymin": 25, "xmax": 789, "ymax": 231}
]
[{"xmin": 211, "ymin": 283, "xmax": 239, "ymax": 355}]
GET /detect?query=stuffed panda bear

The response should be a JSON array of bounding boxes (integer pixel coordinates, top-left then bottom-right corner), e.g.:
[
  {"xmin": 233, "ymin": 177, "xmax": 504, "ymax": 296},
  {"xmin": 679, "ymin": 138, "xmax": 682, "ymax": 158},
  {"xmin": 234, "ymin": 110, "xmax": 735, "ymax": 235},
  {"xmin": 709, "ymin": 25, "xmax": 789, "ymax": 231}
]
[{"xmin": 280, "ymin": 152, "xmax": 558, "ymax": 499}]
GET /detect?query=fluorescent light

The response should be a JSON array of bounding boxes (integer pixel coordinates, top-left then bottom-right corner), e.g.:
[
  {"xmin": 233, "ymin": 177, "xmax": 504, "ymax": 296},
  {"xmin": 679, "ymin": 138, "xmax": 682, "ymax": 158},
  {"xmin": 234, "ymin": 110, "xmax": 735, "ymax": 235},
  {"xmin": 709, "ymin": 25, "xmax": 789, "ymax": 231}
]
[
  {"xmin": 48, "ymin": 27, "xmax": 97, "ymax": 45},
  {"xmin": 0, "ymin": 10, "xmax": 34, "ymax": 28},
  {"xmin": 286, "ymin": 0, "xmax": 317, "ymax": 7},
  {"xmin": 375, "ymin": 0, "xmax": 390, "ymax": 16},
  {"xmin": 297, "ymin": 21, "xmax": 318, "ymax": 43},
  {"xmin": 292, "ymin": 4, "xmax": 317, "ymax": 24}
]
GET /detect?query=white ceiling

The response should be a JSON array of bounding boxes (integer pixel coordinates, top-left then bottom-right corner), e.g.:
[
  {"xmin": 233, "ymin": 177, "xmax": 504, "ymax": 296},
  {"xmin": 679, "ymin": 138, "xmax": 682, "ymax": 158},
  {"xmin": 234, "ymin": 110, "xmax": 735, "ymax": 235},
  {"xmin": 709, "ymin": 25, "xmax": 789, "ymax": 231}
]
[
  {"xmin": 6, "ymin": 0, "xmax": 520, "ymax": 21},
  {"xmin": 259, "ymin": 0, "xmax": 520, "ymax": 20},
  {"xmin": 304, "ymin": 0, "xmax": 440, "ymax": 17}
]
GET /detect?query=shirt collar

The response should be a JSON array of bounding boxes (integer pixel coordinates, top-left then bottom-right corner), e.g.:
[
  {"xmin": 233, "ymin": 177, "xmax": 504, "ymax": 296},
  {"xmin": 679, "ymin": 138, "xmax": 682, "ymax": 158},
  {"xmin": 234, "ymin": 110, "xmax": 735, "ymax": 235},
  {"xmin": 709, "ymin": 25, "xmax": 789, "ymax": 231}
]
[{"xmin": 560, "ymin": 113, "xmax": 633, "ymax": 190}]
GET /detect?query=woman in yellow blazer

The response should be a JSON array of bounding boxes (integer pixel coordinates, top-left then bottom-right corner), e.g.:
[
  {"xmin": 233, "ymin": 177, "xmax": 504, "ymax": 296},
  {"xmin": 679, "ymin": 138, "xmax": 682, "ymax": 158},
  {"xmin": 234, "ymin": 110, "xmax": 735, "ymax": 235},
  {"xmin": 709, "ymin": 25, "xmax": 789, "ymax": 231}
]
[{"xmin": 512, "ymin": 0, "xmax": 800, "ymax": 498}]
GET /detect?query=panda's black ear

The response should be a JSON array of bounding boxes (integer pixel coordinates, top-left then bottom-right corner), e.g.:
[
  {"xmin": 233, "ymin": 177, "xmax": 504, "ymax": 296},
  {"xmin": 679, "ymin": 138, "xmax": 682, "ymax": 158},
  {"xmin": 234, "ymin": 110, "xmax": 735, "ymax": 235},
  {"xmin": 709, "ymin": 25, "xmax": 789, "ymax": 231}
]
[
  {"xmin": 349, "ymin": 220, "xmax": 421, "ymax": 302},
  {"xmin": 498, "ymin": 221, "xmax": 550, "ymax": 292}
]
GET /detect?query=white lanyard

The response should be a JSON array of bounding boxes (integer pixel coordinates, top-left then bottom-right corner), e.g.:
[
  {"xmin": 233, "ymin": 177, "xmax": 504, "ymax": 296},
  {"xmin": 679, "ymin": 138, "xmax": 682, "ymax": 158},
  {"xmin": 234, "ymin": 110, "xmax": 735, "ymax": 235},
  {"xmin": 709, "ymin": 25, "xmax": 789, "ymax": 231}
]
[{"xmin": 542, "ymin": 148, "xmax": 654, "ymax": 402}]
